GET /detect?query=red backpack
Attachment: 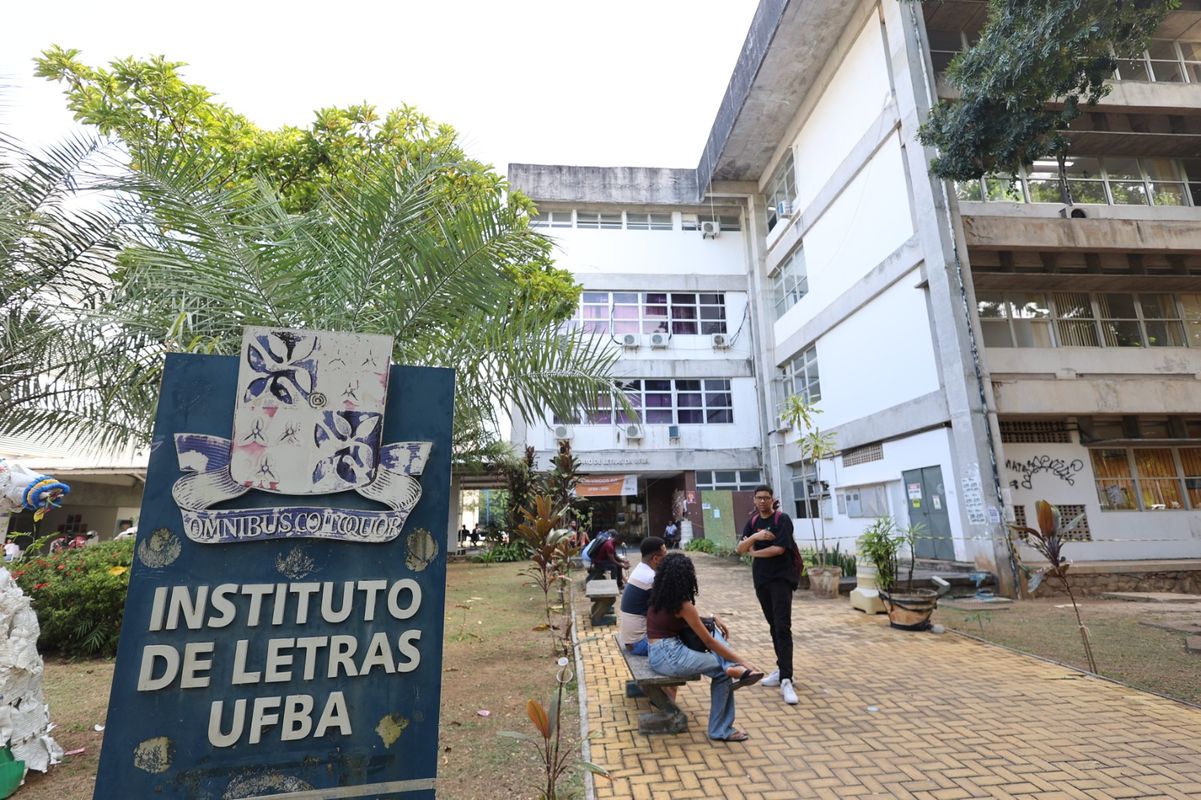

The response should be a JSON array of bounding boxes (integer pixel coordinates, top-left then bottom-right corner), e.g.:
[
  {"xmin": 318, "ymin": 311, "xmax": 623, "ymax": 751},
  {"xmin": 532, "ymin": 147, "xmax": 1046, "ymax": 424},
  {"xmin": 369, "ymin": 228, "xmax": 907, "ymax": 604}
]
[{"xmin": 742, "ymin": 510, "xmax": 804, "ymax": 585}]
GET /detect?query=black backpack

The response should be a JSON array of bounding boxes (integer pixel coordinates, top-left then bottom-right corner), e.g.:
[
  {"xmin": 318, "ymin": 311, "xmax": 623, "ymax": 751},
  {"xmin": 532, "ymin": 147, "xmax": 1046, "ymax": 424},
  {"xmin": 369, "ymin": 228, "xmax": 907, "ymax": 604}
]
[
  {"xmin": 583, "ymin": 531, "xmax": 611, "ymax": 560},
  {"xmin": 743, "ymin": 510, "xmax": 803, "ymax": 585}
]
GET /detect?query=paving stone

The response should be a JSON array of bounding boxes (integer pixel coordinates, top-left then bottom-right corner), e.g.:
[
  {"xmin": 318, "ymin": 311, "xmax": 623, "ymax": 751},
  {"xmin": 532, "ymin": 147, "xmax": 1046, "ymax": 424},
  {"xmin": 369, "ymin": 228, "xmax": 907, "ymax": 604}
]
[
  {"xmin": 1186, "ymin": 635, "xmax": 1201, "ymax": 654},
  {"xmin": 576, "ymin": 556, "xmax": 1201, "ymax": 800}
]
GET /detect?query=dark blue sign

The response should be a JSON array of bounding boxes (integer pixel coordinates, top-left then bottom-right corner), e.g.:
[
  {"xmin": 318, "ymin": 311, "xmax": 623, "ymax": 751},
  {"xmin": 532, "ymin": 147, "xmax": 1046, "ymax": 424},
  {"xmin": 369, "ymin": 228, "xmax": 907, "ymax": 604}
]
[{"xmin": 96, "ymin": 349, "xmax": 453, "ymax": 799}]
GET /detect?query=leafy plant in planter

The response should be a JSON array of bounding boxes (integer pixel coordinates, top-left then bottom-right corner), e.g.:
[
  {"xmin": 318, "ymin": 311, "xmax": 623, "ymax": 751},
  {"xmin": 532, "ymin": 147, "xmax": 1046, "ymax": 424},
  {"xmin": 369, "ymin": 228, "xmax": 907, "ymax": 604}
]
[{"xmin": 857, "ymin": 517, "xmax": 937, "ymax": 631}]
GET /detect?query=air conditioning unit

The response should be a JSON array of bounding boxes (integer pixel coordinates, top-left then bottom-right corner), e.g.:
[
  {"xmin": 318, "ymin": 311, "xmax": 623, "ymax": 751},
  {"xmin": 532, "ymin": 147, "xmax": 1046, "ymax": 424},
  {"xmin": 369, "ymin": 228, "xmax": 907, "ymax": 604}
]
[
  {"xmin": 623, "ymin": 424, "xmax": 644, "ymax": 440},
  {"xmin": 621, "ymin": 332, "xmax": 640, "ymax": 349},
  {"xmin": 681, "ymin": 212, "xmax": 700, "ymax": 229},
  {"xmin": 700, "ymin": 220, "xmax": 721, "ymax": 239},
  {"xmin": 553, "ymin": 424, "xmax": 573, "ymax": 440},
  {"xmin": 667, "ymin": 424, "xmax": 681, "ymax": 439},
  {"xmin": 649, "ymin": 332, "xmax": 670, "ymax": 348},
  {"xmin": 776, "ymin": 415, "xmax": 793, "ymax": 432},
  {"xmin": 776, "ymin": 201, "xmax": 792, "ymax": 218},
  {"xmin": 711, "ymin": 332, "xmax": 731, "ymax": 349}
]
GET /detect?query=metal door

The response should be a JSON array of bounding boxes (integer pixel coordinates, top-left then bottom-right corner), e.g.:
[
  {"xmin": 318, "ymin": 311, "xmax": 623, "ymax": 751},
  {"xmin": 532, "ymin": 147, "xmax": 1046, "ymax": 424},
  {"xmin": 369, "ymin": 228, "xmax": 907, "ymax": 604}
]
[{"xmin": 902, "ymin": 466, "xmax": 955, "ymax": 560}]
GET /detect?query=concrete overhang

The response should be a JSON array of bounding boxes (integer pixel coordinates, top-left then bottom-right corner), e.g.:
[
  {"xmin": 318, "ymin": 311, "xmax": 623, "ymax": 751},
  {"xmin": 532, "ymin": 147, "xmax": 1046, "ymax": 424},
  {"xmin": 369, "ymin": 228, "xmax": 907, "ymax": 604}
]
[
  {"xmin": 508, "ymin": 164, "xmax": 699, "ymax": 206},
  {"xmin": 962, "ymin": 213, "xmax": 1201, "ymax": 253},
  {"xmin": 697, "ymin": 0, "xmax": 868, "ymax": 187}
]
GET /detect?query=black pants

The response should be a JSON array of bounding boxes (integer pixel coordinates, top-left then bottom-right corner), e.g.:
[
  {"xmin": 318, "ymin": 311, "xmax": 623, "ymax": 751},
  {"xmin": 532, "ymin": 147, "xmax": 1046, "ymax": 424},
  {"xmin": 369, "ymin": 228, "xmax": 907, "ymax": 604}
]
[
  {"xmin": 589, "ymin": 560, "xmax": 623, "ymax": 587},
  {"xmin": 754, "ymin": 579, "xmax": 793, "ymax": 680}
]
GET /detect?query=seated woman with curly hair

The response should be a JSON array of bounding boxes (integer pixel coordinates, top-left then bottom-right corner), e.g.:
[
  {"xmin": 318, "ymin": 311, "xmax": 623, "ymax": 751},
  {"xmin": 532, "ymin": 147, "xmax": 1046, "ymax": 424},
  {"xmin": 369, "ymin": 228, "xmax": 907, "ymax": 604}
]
[{"xmin": 646, "ymin": 552, "xmax": 764, "ymax": 742}]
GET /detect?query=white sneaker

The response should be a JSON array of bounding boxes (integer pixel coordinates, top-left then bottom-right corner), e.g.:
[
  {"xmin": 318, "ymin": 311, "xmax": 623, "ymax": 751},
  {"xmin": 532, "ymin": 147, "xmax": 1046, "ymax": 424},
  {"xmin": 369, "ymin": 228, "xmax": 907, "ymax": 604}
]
[
  {"xmin": 781, "ymin": 678, "xmax": 798, "ymax": 705},
  {"xmin": 760, "ymin": 670, "xmax": 780, "ymax": 687}
]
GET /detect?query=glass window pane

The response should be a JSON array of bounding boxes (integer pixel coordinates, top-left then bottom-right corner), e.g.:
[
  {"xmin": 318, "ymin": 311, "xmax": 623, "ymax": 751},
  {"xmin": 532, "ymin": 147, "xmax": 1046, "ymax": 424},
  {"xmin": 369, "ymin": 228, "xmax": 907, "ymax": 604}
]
[
  {"xmin": 977, "ymin": 295, "xmax": 1008, "ymax": 319},
  {"xmin": 1057, "ymin": 321, "xmax": 1100, "ymax": 347},
  {"xmin": 1151, "ymin": 60, "xmax": 1184, "ymax": 82},
  {"xmin": 984, "ymin": 174, "xmax": 1024, "ymax": 202},
  {"xmin": 1116, "ymin": 59, "xmax": 1150, "ymax": 81},
  {"xmin": 1179, "ymin": 42, "xmax": 1201, "ymax": 61},
  {"xmin": 676, "ymin": 380, "xmax": 701, "ymax": 391},
  {"xmin": 1151, "ymin": 183, "xmax": 1186, "ymax": 206},
  {"xmin": 671, "ymin": 293, "xmax": 696, "ymax": 305},
  {"xmin": 1109, "ymin": 181, "xmax": 1150, "ymax": 205},
  {"xmin": 706, "ymin": 409, "xmax": 733, "ymax": 424},
  {"xmin": 1064, "ymin": 157, "xmax": 1102, "ymax": 178},
  {"xmin": 1144, "ymin": 320, "xmax": 1186, "ymax": 347},
  {"xmin": 1027, "ymin": 179, "xmax": 1061, "ymax": 203},
  {"xmin": 582, "ymin": 291, "xmax": 608, "ymax": 303},
  {"xmin": 1068, "ymin": 180, "xmax": 1107, "ymax": 204},
  {"xmin": 955, "ymin": 180, "xmax": 984, "ymax": 201},
  {"xmin": 1092, "ymin": 449, "xmax": 1137, "ymax": 510},
  {"xmin": 1149, "ymin": 40, "xmax": 1177, "ymax": 59},
  {"xmin": 980, "ymin": 320, "xmax": 1013, "ymax": 348},
  {"xmin": 677, "ymin": 409, "xmax": 703, "ymax": 424},
  {"xmin": 1104, "ymin": 158, "xmax": 1142, "ymax": 180},
  {"xmin": 1101, "ymin": 320, "xmax": 1143, "ymax": 347},
  {"xmin": 1139, "ymin": 294, "xmax": 1178, "ymax": 319},
  {"xmin": 1098, "ymin": 294, "xmax": 1138, "ymax": 318},
  {"xmin": 646, "ymin": 409, "xmax": 673, "ymax": 423}
]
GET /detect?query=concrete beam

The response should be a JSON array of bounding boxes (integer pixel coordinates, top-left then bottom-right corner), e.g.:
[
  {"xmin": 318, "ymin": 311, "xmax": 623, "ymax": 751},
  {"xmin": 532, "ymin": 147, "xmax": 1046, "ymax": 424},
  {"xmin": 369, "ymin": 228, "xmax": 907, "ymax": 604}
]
[
  {"xmin": 574, "ymin": 273, "xmax": 749, "ymax": 292},
  {"xmin": 530, "ymin": 448, "xmax": 762, "ymax": 473},
  {"xmin": 508, "ymin": 164, "xmax": 700, "ymax": 205},
  {"xmin": 611, "ymin": 359, "xmax": 755, "ymax": 380},
  {"xmin": 992, "ymin": 376, "xmax": 1201, "ymax": 415},
  {"xmin": 963, "ymin": 213, "xmax": 1201, "ymax": 252}
]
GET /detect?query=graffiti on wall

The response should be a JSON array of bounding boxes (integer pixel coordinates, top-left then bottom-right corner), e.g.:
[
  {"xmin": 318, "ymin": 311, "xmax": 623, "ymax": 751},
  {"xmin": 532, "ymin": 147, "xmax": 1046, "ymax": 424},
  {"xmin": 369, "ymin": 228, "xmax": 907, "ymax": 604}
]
[{"xmin": 1006, "ymin": 455, "xmax": 1084, "ymax": 491}]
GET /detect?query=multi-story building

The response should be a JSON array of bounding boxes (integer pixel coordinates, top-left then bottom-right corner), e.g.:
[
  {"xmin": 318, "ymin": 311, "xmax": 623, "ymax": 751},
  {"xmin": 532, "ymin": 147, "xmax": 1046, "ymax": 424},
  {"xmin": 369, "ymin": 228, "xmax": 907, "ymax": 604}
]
[{"xmin": 511, "ymin": 0, "xmax": 1201, "ymax": 585}]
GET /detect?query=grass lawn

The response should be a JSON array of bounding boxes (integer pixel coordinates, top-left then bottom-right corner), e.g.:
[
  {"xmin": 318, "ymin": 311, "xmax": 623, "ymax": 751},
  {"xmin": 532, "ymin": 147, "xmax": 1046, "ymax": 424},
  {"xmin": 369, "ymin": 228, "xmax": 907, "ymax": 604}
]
[
  {"xmin": 934, "ymin": 597, "xmax": 1201, "ymax": 706},
  {"xmin": 20, "ymin": 560, "xmax": 579, "ymax": 800}
]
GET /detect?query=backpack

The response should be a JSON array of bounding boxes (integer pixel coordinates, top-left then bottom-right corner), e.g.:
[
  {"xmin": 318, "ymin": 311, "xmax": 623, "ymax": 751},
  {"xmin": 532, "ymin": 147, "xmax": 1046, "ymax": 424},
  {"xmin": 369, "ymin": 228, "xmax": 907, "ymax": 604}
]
[
  {"xmin": 583, "ymin": 530, "xmax": 611, "ymax": 561},
  {"xmin": 743, "ymin": 510, "xmax": 803, "ymax": 586}
]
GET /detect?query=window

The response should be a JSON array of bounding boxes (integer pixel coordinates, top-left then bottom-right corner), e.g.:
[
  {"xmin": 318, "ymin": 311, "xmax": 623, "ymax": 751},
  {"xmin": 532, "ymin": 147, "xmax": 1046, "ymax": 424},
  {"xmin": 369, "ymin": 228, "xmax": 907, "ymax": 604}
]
[
  {"xmin": 566, "ymin": 291, "xmax": 729, "ymax": 336},
  {"xmin": 682, "ymin": 208, "xmax": 743, "ymax": 231},
  {"xmin": 766, "ymin": 151, "xmax": 797, "ymax": 232},
  {"xmin": 954, "ymin": 157, "xmax": 1199, "ymax": 207},
  {"xmin": 575, "ymin": 211, "xmax": 622, "ymax": 230},
  {"xmin": 1091, "ymin": 446, "xmax": 1201, "ymax": 511},
  {"xmin": 842, "ymin": 443, "xmax": 884, "ymax": 466},
  {"xmin": 782, "ymin": 345, "xmax": 820, "ymax": 405},
  {"xmin": 567, "ymin": 379, "xmax": 735, "ymax": 426},
  {"xmin": 695, "ymin": 470, "xmax": 763, "ymax": 490},
  {"xmin": 976, "ymin": 292, "xmax": 1053, "ymax": 348},
  {"xmin": 1182, "ymin": 294, "xmax": 1201, "ymax": 347},
  {"xmin": 842, "ymin": 485, "xmax": 889, "ymax": 518},
  {"xmin": 1092, "ymin": 449, "xmax": 1137, "ymax": 510},
  {"xmin": 772, "ymin": 246, "xmax": 809, "ymax": 319},
  {"xmin": 999, "ymin": 421, "xmax": 1071, "ymax": 444},
  {"xmin": 530, "ymin": 210, "xmax": 573, "ymax": 228},
  {"xmin": 700, "ymin": 214, "xmax": 742, "ymax": 232},
  {"xmin": 792, "ymin": 461, "xmax": 827, "ymax": 520},
  {"xmin": 625, "ymin": 212, "xmax": 673, "ymax": 231},
  {"xmin": 981, "ymin": 291, "xmax": 1194, "ymax": 350},
  {"xmin": 1115, "ymin": 39, "xmax": 1201, "ymax": 83}
]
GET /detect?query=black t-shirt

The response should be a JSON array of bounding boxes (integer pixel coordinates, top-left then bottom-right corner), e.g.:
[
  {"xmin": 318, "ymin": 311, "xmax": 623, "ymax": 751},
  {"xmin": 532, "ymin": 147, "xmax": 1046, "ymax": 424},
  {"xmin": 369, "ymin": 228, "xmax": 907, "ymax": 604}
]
[{"xmin": 741, "ymin": 512, "xmax": 797, "ymax": 588}]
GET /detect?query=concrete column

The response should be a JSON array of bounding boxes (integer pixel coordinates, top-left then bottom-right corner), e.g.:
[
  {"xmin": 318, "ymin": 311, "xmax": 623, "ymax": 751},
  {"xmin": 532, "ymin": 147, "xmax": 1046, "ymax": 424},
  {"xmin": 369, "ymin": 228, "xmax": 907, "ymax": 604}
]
[{"xmin": 881, "ymin": 0, "xmax": 1016, "ymax": 595}]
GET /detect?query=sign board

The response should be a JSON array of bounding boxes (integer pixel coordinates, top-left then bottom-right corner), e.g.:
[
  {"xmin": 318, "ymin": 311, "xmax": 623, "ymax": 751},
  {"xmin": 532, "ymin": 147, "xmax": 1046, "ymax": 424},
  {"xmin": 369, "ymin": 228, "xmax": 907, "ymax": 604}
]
[
  {"xmin": 574, "ymin": 474, "xmax": 638, "ymax": 497},
  {"xmin": 95, "ymin": 329, "xmax": 454, "ymax": 799}
]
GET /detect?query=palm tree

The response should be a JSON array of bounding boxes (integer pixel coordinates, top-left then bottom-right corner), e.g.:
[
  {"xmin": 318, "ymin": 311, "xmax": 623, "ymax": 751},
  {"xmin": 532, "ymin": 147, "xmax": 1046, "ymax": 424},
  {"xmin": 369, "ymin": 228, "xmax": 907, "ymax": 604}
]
[
  {"xmin": 0, "ymin": 130, "xmax": 150, "ymax": 452},
  {"xmin": 62, "ymin": 143, "xmax": 616, "ymax": 460}
]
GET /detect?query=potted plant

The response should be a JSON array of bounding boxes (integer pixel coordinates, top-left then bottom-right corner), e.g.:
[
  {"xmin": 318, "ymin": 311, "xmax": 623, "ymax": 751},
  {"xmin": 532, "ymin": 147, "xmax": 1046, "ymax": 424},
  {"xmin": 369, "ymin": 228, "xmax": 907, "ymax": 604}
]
[
  {"xmin": 857, "ymin": 517, "xmax": 938, "ymax": 630},
  {"xmin": 781, "ymin": 395, "xmax": 841, "ymax": 598}
]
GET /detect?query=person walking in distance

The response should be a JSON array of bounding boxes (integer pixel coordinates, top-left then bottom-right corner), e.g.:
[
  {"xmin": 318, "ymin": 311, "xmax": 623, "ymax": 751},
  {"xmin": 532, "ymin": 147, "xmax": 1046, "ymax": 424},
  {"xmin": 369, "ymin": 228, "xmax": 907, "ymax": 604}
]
[{"xmin": 735, "ymin": 484, "xmax": 800, "ymax": 705}]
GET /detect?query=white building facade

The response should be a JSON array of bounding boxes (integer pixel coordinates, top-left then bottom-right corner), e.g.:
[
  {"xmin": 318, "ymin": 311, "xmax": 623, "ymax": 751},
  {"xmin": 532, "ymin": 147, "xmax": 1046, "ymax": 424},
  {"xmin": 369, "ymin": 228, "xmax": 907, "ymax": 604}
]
[{"xmin": 511, "ymin": 0, "xmax": 1201, "ymax": 584}]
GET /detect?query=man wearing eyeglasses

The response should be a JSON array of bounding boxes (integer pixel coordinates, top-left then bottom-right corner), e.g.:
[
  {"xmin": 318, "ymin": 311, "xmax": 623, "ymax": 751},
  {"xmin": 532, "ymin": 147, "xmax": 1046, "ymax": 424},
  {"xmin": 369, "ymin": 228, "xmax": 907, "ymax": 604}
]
[{"xmin": 735, "ymin": 484, "xmax": 800, "ymax": 705}]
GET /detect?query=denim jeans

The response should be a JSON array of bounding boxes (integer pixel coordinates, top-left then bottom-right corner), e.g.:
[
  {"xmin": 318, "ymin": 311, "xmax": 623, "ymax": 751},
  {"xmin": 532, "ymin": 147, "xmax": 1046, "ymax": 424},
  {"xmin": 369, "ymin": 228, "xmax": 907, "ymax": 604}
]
[
  {"xmin": 648, "ymin": 630, "xmax": 738, "ymax": 740},
  {"xmin": 628, "ymin": 637, "xmax": 648, "ymax": 656}
]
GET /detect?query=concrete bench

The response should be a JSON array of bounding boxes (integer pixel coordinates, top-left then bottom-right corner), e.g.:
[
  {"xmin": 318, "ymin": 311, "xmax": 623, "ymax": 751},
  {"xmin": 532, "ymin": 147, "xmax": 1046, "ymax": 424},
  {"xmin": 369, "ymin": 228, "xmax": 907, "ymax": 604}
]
[
  {"xmin": 614, "ymin": 634, "xmax": 700, "ymax": 735},
  {"xmin": 585, "ymin": 579, "xmax": 619, "ymax": 626}
]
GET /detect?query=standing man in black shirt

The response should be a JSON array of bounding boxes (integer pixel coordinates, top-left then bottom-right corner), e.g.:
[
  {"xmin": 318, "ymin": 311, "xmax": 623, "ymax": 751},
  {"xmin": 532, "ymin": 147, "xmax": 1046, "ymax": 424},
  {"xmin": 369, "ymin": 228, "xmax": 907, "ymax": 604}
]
[{"xmin": 735, "ymin": 484, "xmax": 800, "ymax": 705}]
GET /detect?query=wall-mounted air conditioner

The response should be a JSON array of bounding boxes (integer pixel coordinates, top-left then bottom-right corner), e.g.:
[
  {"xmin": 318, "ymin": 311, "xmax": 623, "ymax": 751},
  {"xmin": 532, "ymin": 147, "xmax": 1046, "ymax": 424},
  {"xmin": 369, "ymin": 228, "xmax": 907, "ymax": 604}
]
[
  {"xmin": 621, "ymin": 333, "xmax": 640, "ymax": 349},
  {"xmin": 776, "ymin": 201, "xmax": 792, "ymax": 218},
  {"xmin": 711, "ymin": 332, "xmax": 731, "ymax": 349},
  {"xmin": 681, "ymin": 212, "xmax": 700, "ymax": 229},
  {"xmin": 667, "ymin": 424, "xmax": 681, "ymax": 439},
  {"xmin": 649, "ymin": 332, "xmax": 670, "ymax": 348},
  {"xmin": 700, "ymin": 220, "xmax": 720, "ymax": 239},
  {"xmin": 776, "ymin": 415, "xmax": 793, "ymax": 432},
  {"xmin": 553, "ymin": 424, "xmax": 573, "ymax": 440},
  {"xmin": 623, "ymin": 424, "xmax": 644, "ymax": 440}
]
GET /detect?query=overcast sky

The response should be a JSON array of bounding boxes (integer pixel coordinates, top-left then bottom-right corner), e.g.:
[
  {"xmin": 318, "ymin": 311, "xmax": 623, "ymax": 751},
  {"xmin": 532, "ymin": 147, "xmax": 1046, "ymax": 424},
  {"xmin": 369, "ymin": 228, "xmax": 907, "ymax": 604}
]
[{"xmin": 2, "ymin": 0, "xmax": 759, "ymax": 173}]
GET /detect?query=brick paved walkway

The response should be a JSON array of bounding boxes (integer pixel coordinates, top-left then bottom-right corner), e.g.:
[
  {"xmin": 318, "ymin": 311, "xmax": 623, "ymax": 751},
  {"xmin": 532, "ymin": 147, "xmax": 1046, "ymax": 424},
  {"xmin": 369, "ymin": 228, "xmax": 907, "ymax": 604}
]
[{"xmin": 577, "ymin": 553, "xmax": 1201, "ymax": 800}]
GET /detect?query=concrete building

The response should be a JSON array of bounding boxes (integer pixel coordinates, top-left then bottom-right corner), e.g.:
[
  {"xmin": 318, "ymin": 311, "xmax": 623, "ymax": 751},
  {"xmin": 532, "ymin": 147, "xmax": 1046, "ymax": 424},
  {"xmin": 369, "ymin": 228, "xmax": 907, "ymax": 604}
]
[{"xmin": 510, "ymin": 0, "xmax": 1201, "ymax": 585}]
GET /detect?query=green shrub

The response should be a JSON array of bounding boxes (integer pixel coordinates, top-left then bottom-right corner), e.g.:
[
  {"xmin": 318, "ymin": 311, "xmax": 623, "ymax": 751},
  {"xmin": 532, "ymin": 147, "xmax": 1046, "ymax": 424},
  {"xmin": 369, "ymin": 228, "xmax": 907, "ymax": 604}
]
[
  {"xmin": 11, "ymin": 538, "xmax": 135, "ymax": 657},
  {"xmin": 684, "ymin": 538, "xmax": 715, "ymax": 554},
  {"xmin": 473, "ymin": 540, "xmax": 529, "ymax": 563}
]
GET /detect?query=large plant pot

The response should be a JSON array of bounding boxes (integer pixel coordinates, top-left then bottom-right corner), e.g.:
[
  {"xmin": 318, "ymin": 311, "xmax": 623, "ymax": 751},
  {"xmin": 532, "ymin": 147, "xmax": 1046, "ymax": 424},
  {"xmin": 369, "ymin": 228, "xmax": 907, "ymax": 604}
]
[
  {"xmin": 807, "ymin": 565, "xmax": 843, "ymax": 598},
  {"xmin": 879, "ymin": 588, "xmax": 938, "ymax": 631}
]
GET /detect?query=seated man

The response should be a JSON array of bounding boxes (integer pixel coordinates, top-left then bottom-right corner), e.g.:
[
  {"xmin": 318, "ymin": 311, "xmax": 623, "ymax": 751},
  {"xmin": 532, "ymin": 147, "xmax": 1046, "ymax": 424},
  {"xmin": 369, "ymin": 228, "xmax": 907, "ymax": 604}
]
[
  {"xmin": 619, "ymin": 537, "xmax": 667, "ymax": 656},
  {"xmin": 588, "ymin": 530, "xmax": 629, "ymax": 588}
]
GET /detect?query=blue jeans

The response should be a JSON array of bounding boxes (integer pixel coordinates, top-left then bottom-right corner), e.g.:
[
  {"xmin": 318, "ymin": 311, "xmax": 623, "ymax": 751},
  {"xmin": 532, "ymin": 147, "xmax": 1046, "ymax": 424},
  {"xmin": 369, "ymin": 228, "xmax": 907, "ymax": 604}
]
[
  {"xmin": 628, "ymin": 637, "xmax": 648, "ymax": 656},
  {"xmin": 648, "ymin": 630, "xmax": 738, "ymax": 740}
]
